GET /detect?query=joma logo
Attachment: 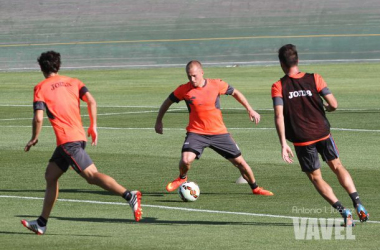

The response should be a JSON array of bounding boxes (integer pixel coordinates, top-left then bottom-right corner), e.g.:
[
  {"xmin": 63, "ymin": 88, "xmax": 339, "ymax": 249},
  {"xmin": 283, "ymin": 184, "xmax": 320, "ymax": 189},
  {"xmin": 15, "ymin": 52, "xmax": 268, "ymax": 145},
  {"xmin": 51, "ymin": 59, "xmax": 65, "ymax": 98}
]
[{"xmin": 288, "ymin": 90, "xmax": 312, "ymax": 99}]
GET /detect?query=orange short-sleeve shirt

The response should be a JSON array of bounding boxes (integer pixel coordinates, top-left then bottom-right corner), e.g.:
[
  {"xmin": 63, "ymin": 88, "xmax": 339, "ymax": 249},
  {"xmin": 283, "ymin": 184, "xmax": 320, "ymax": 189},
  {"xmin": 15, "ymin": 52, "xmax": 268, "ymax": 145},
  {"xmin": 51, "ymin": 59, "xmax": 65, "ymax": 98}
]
[
  {"xmin": 33, "ymin": 75, "xmax": 88, "ymax": 145},
  {"xmin": 172, "ymin": 79, "xmax": 233, "ymax": 135}
]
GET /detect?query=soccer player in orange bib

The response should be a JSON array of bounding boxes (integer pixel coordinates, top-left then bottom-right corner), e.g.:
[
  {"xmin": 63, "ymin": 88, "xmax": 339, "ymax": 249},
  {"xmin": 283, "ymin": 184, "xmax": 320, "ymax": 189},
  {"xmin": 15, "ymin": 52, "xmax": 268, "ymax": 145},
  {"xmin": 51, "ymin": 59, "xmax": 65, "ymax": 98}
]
[
  {"xmin": 272, "ymin": 44, "xmax": 369, "ymax": 226},
  {"xmin": 155, "ymin": 60, "xmax": 273, "ymax": 196},
  {"xmin": 21, "ymin": 51, "xmax": 142, "ymax": 235}
]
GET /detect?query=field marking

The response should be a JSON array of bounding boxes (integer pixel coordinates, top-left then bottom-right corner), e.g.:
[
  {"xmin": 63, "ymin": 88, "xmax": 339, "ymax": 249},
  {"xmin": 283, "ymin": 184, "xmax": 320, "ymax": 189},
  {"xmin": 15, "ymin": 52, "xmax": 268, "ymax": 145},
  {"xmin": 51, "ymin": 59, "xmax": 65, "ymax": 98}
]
[
  {"xmin": 0, "ymin": 125, "xmax": 379, "ymax": 133},
  {"xmin": 1, "ymin": 34, "xmax": 380, "ymax": 48},
  {"xmin": 2, "ymin": 59, "xmax": 380, "ymax": 71},
  {"xmin": 2, "ymin": 104, "xmax": 380, "ymax": 112},
  {"xmin": 1, "ymin": 104, "xmax": 379, "ymax": 113},
  {"xmin": 1, "ymin": 195, "xmax": 378, "ymax": 224}
]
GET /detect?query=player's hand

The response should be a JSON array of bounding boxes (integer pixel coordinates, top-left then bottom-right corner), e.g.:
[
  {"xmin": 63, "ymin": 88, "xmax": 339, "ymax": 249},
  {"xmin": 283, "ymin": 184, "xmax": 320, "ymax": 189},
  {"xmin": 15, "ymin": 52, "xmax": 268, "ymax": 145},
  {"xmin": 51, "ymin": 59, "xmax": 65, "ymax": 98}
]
[
  {"xmin": 281, "ymin": 144, "xmax": 294, "ymax": 163},
  {"xmin": 324, "ymin": 103, "xmax": 331, "ymax": 112},
  {"xmin": 248, "ymin": 110, "xmax": 260, "ymax": 124},
  {"xmin": 87, "ymin": 126, "xmax": 98, "ymax": 146},
  {"xmin": 155, "ymin": 121, "xmax": 163, "ymax": 134},
  {"xmin": 24, "ymin": 139, "xmax": 38, "ymax": 152}
]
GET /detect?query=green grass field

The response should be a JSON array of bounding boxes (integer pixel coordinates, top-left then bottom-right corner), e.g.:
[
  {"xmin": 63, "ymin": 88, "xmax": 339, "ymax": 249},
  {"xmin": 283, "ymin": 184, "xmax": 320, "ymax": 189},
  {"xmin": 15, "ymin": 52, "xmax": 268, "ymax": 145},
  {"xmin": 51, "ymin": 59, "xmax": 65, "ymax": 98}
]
[{"xmin": 0, "ymin": 64, "xmax": 379, "ymax": 249}]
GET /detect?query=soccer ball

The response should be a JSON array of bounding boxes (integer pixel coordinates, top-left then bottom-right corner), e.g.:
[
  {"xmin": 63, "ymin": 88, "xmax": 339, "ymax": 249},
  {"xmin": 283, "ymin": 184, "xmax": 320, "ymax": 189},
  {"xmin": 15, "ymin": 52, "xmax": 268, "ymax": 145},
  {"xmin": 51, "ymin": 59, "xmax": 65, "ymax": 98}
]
[{"xmin": 178, "ymin": 182, "xmax": 200, "ymax": 202}]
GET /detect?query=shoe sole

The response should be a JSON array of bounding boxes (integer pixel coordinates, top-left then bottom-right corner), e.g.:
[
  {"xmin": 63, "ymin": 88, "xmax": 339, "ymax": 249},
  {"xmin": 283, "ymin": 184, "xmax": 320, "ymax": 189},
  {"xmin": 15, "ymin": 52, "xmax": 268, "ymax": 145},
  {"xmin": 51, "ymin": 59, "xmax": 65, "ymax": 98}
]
[
  {"xmin": 253, "ymin": 192, "xmax": 274, "ymax": 196},
  {"xmin": 342, "ymin": 214, "xmax": 355, "ymax": 227},
  {"xmin": 358, "ymin": 211, "xmax": 369, "ymax": 222},
  {"xmin": 133, "ymin": 192, "xmax": 142, "ymax": 222},
  {"xmin": 21, "ymin": 220, "xmax": 44, "ymax": 235}
]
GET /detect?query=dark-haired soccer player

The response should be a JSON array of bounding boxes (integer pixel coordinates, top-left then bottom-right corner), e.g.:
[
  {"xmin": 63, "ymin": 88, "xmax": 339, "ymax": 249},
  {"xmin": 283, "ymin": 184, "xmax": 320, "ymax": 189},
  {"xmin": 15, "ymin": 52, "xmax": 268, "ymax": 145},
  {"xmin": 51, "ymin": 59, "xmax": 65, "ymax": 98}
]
[
  {"xmin": 21, "ymin": 51, "xmax": 142, "ymax": 235},
  {"xmin": 272, "ymin": 44, "xmax": 369, "ymax": 226},
  {"xmin": 155, "ymin": 60, "xmax": 273, "ymax": 196}
]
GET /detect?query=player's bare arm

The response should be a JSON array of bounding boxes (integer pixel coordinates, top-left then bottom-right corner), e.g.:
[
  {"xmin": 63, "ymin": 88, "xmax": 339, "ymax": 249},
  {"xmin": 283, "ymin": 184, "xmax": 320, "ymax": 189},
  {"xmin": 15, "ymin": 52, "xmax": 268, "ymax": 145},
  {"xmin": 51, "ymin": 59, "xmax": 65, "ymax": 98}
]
[
  {"xmin": 155, "ymin": 98, "xmax": 174, "ymax": 134},
  {"xmin": 25, "ymin": 109, "xmax": 44, "ymax": 152},
  {"xmin": 274, "ymin": 105, "xmax": 294, "ymax": 163},
  {"xmin": 323, "ymin": 93, "xmax": 338, "ymax": 112},
  {"xmin": 231, "ymin": 89, "xmax": 260, "ymax": 124},
  {"xmin": 82, "ymin": 92, "xmax": 98, "ymax": 146}
]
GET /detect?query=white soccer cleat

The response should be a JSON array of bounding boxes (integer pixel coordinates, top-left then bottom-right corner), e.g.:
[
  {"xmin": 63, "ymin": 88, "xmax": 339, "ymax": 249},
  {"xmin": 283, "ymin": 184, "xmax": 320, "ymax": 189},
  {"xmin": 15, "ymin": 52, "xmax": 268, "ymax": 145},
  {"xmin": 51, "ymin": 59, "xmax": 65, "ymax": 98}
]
[
  {"xmin": 128, "ymin": 190, "xmax": 142, "ymax": 222},
  {"xmin": 21, "ymin": 220, "xmax": 46, "ymax": 235}
]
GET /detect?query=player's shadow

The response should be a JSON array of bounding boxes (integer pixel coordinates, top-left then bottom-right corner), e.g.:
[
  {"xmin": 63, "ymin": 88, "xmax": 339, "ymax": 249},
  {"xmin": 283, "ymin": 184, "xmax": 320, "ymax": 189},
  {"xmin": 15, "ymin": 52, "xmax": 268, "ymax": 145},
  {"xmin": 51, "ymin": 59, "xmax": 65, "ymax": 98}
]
[
  {"xmin": 16, "ymin": 215, "xmax": 293, "ymax": 227},
  {"xmin": 0, "ymin": 189, "xmax": 164, "ymax": 197},
  {"xmin": 0, "ymin": 230, "xmax": 111, "ymax": 237},
  {"xmin": 142, "ymin": 217, "xmax": 293, "ymax": 227},
  {"xmin": 158, "ymin": 192, "xmax": 264, "ymax": 202}
]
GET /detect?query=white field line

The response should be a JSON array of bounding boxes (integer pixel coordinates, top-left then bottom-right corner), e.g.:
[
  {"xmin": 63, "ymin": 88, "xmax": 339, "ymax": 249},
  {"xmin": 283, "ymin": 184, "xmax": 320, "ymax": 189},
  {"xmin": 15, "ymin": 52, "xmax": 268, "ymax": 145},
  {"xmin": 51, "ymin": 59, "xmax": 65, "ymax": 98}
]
[
  {"xmin": 1, "ymin": 195, "xmax": 378, "ymax": 224},
  {"xmin": 0, "ymin": 106, "xmax": 378, "ymax": 122},
  {"xmin": 0, "ymin": 104, "xmax": 162, "ymax": 108},
  {"xmin": 1, "ymin": 104, "xmax": 379, "ymax": 112},
  {"xmin": 0, "ymin": 125, "xmax": 379, "ymax": 133},
  {"xmin": 2, "ymin": 58, "xmax": 380, "ymax": 71}
]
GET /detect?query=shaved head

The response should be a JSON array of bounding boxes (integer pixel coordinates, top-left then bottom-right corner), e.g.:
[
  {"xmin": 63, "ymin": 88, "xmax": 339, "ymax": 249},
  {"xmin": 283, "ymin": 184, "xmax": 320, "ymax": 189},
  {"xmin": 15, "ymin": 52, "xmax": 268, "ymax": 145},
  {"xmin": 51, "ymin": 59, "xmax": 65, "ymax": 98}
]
[
  {"xmin": 186, "ymin": 60, "xmax": 203, "ymax": 73},
  {"xmin": 185, "ymin": 60, "xmax": 205, "ymax": 88}
]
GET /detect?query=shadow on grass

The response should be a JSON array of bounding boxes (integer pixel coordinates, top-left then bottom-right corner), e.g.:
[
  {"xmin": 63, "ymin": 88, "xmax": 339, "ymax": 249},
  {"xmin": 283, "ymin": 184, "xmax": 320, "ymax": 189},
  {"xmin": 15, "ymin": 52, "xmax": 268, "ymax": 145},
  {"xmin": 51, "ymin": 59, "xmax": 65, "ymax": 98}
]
[
  {"xmin": 16, "ymin": 215, "xmax": 292, "ymax": 227},
  {"xmin": 0, "ymin": 230, "xmax": 111, "ymax": 237},
  {"xmin": 0, "ymin": 189, "xmax": 164, "ymax": 197}
]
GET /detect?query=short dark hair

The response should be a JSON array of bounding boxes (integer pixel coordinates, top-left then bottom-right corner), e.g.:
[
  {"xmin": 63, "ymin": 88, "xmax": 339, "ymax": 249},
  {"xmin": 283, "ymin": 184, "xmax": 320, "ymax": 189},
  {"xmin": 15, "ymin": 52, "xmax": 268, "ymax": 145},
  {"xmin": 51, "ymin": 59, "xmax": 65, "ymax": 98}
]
[
  {"xmin": 278, "ymin": 44, "xmax": 298, "ymax": 68},
  {"xmin": 37, "ymin": 51, "xmax": 61, "ymax": 75}
]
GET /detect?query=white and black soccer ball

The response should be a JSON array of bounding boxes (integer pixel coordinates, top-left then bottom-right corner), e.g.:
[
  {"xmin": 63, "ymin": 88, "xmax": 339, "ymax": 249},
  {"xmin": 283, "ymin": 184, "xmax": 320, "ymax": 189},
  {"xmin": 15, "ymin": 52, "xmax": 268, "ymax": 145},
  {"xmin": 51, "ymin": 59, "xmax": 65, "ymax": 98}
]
[{"xmin": 178, "ymin": 182, "xmax": 200, "ymax": 202}]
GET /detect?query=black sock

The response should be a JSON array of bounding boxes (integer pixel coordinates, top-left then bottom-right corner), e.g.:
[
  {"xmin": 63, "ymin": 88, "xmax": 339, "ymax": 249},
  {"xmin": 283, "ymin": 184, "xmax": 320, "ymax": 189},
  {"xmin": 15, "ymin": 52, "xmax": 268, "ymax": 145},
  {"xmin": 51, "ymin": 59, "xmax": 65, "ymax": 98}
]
[
  {"xmin": 122, "ymin": 190, "xmax": 132, "ymax": 201},
  {"xmin": 179, "ymin": 175, "xmax": 187, "ymax": 179},
  {"xmin": 249, "ymin": 182, "xmax": 258, "ymax": 190},
  {"xmin": 37, "ymin": 216, "xmax": 47, "ymax": 227},
  {"xmin": 332, "ymin": 201, "xmax": 345, "ymax": 216},
  {"xmin": 349, "ymin": 192, "xmax": 362, "ymax": 208}
]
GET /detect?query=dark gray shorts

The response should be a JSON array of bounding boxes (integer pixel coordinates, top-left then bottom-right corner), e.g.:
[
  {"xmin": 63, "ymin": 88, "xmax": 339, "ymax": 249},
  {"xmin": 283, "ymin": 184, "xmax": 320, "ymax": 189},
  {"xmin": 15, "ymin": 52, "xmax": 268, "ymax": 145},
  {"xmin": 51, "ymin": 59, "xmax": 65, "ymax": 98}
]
[
  {"xmin": 182, "ymin": 132, "xmax": 242, "ymax": 159},
  {"xmin": 295, "ymin": 135, "xmax": 339, "ymax": 172},
  {"xmin": 49, "ymin": 141, "xmax": 93, "ymax": 173}
]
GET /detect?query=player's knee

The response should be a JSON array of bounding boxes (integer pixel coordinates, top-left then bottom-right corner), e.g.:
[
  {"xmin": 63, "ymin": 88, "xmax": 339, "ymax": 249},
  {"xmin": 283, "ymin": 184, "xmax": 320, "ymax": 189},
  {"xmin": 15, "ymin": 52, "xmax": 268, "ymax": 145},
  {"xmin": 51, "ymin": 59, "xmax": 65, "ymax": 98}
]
[
  {"xmin": 180, "ymin": 158, "xmax": 193, "ymax": 167},
  {"xmin": 329, "ymin": 161, "xmax": 344, "ymax": 173},
  {"xmin": 230, "ymin": 156, "xmax": 246, "ymax": 168},
  {"xmin": 307, "ymin": 172, "xmax": 323, "ymax": 183},
  {"xmin": 44, "ymin": 171, "xmax": 58, "ymax": 184},
  {"xmin": 80, "ymin": 171, "xmax": 96, "ymax": 185}
]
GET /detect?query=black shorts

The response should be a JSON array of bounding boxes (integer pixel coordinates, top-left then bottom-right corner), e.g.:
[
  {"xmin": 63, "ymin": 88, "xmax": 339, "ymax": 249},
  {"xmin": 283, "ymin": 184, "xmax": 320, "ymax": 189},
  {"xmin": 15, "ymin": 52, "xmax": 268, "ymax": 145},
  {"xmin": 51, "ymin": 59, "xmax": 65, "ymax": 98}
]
[
  {"xmin": 182, "ymin": 132, "xmax": 242, "ymax": 159},
  {"xmin": 49, "ymin": 141, "xmax": 93, "ymax": 173},
  {"xmin": 294, "ymin": 135, "xmax": 339, "ymax": 172}
]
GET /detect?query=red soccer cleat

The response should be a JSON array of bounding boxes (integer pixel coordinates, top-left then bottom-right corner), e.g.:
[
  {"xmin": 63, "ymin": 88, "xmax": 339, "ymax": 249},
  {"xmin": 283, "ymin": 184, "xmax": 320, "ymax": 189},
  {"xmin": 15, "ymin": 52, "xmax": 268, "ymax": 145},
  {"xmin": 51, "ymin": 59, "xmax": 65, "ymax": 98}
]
[
  {"xmin": 252, "ymin": 187, "xmax": 274, "ymax": 196},
  {"xmin": 166, "ymin": 176, "xmax": 188, "ymax": 192}
]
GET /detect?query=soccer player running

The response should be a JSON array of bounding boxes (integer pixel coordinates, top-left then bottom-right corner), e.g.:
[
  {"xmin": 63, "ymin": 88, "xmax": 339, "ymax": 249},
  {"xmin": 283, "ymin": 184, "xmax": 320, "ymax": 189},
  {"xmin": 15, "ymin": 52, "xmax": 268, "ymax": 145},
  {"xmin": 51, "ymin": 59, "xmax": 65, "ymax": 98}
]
[
  {"xmin": 21, "ymin": 51, "xmax": 142, "ymax": 235},
  {"xmin": 272, "ymin": 44, "xmax": 369, "ymax": 226},
  {"xmin": 155, "ymin": 60, "xmax": 273, "ymax": 196}
]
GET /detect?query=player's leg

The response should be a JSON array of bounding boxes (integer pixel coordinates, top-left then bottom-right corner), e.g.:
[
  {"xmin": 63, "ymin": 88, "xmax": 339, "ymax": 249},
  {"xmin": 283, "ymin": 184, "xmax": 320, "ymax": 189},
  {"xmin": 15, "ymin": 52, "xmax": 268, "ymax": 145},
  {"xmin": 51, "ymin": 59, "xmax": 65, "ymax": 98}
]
[
  {"xmin": 66, "ymin": 141, "xmax": 142, "ymax": 221},
  {"xmin": 80, "ymin": 164, "xmax": 142, "ymax": 221},
  {"xmin": 228, "ymin": 156, "xmax": 273, "ymax": 196},
  {"xmin": 296, "ymin": 143, "xmax": 353, "ymax": 226},
  {"xmin": 327, "ymin": 158, "xmax": 356, "ymax": 194},
  {"xmin": 318, "ymin": 136, "xmax": 368, "ymax": 222},
  {"xmin": 305, "ymin": 169, "xmax": 339, "ymax": 204},
  {"xmin": 296, "ymin": 143, "xmax": 340, "ymax": 203},
  {"xmin": 80, "ymin": 164, "xmax": 126, "ymax": 195},
  {"xmin": 166, "ymin": 133, "xmax": 206, "ymax": 192},
  {"xmin": 179, "ymin": 151, "xmax": 197, "ymax": 176},
  {"xmin": 41, "ymin": 162, "xmax": 64, "ymax": 219},
  {"xmin": 166, "ymin": 151, "xmax": 197, "ymax": 192},
  {"xmin": 21, "ymin": 160, "xmax": 64, "ymax": 235},
  {"xmin": 305, "ymin": 169, "xmax": 354, "ymax": 226},
  {"xmin": 210, "ymin": 134, "xmax": 273, "ymax": 196},
  {"xmin": 228, "ymin": 156, "xmax": 255, "ymax": 183},
  {"xmin": 327, "ymin": 159, "xmax": 369, "ymax": 222}
]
